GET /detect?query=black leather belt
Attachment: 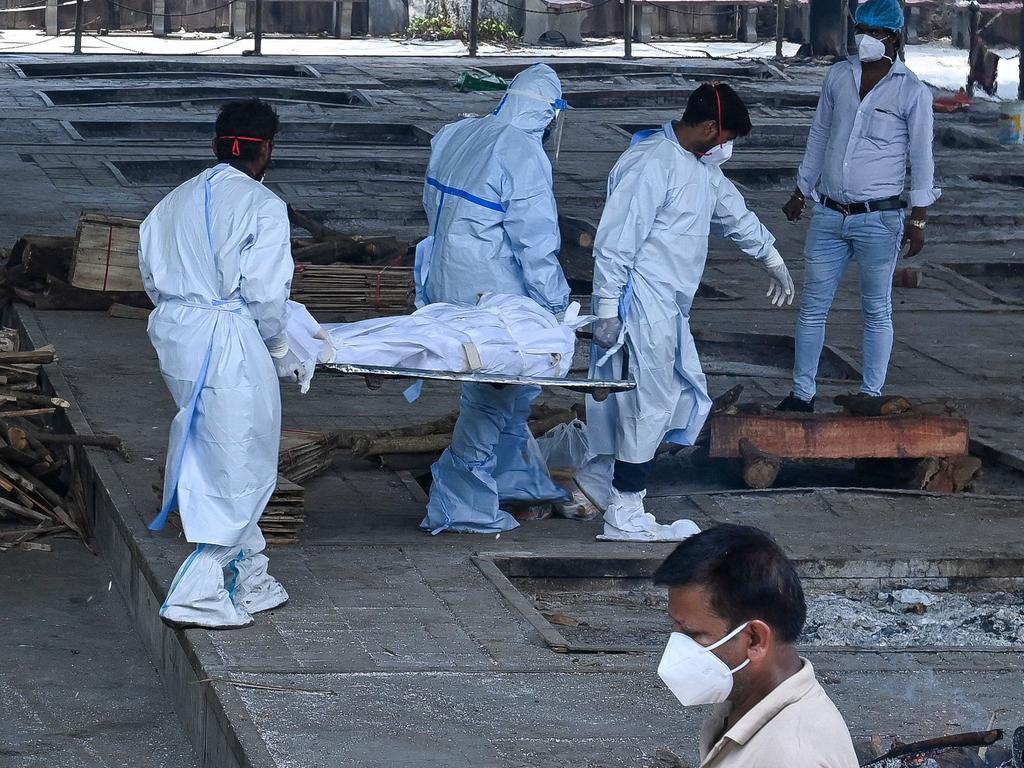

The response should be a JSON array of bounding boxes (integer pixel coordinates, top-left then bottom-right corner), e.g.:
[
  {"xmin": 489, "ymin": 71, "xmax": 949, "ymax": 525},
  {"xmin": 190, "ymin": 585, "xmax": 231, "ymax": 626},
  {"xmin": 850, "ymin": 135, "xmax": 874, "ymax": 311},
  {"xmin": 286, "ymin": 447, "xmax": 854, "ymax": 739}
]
[{"xmin": 821, "ymin": 196, "xmax": 906, "ymax": 216}]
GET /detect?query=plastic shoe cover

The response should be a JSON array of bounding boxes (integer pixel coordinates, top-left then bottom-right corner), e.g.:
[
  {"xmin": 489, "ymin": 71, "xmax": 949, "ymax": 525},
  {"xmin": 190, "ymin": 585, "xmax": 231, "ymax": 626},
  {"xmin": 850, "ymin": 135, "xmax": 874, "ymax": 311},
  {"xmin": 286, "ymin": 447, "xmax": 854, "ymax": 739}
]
[
  {"xmin": 160, "ymin": 544, "xmax": 254, "ymax": 630},
  {"xmin": 575, "ymin": 454, "xmax": 614, "ymax": 512},
  {"xmin": 598, "ymin": 489, "xmax": 701, "ymax": 542},
  {"xmin": 229, "ymin": 552, "xmax": 289, "ymax": 614}
]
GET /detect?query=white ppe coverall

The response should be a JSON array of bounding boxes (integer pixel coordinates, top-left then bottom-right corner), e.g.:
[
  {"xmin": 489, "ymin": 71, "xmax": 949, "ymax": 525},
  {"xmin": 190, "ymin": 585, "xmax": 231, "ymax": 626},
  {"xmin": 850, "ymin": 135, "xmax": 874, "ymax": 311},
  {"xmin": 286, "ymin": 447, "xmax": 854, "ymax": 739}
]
[
  {"xmin": 414, "ymin": 63, "xmax": 572, "ymax": 535},
  {"xmin": 587, "ymin": 124, "xmax": 776, "ymax": 467},
  {"xmin": 139, "ymin": 163, "xmax": 293, "ymax": 628}
]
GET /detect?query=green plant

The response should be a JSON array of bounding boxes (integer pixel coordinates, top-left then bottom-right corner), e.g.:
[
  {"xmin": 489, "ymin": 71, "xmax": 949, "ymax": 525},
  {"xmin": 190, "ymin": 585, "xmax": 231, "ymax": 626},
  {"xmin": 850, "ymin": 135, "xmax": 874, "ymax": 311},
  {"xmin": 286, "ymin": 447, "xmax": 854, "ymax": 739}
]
[
  {"xmin": 476, "ymin": 17, "xmax": 520, "ymax": 44},
  {"xmin": 406, "ymin": 15, "xmax": 460, "ymax": 41}
]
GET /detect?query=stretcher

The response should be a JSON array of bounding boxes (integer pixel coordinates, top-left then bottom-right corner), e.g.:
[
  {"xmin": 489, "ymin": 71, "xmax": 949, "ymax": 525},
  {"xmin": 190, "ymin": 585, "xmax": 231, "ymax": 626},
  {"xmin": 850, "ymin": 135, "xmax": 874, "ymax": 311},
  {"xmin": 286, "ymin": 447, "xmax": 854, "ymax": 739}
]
[{"xmin": 319, "ymin": 363, "xmax": 635, "ymax": 400}]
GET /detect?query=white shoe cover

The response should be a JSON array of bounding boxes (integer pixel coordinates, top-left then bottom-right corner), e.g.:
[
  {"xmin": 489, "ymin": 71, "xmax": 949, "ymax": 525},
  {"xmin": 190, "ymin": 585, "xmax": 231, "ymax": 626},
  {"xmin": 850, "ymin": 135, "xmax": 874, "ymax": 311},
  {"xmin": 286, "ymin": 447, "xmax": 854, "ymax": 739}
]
[
  {"xmin": 598, "ymin": 489, "xmax": 701, "ymax": 542},
  {"xmin": 160, "ymin": 544, "xmax": 254, "ymax": 630},
  {"xmin": 229, "ymin": 552, "xmax": 289, "ymax": 614},
  {"xmin": 576, "ymin": 455, "xmax": 614, "ymax": 511}
]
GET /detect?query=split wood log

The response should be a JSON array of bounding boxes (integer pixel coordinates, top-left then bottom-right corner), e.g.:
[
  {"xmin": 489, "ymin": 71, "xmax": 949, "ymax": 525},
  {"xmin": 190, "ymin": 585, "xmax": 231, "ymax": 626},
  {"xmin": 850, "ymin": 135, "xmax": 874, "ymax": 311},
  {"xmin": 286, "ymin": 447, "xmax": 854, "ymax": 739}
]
[
  {"xmin": 12, "ymin": 235, "xmax": 74, "ymax": 281},
  {"xmin": 912, "ymin": 455, "xmax": 983, "ymax": 493},
  {"xmin": 559, "ymin": 216, "xmax": 596, "ymax": 249},
  {"xmin": 0, "ymin": 347, "xmax": 55, "ymax": 365},
  {"xmin": 26, "ymin": 431, "xmax": 123, "ymax": 451},
  {"xmin": 0, "ymin": 389, "xmax": 70, "ymax": 409},
  {"xmin": 108, "ymin": 303, "xmax": 151, "ymax": 320},
  {"xmin": 0, "ymin": 408, "xmax": 56, "ymax": 418},
  {"xmin": 834, "ymin": 393, "xmax": 913, "ymax": 417},
  {"xmin": 287, "ymin": 205, "xmax": 336, "ymax": 242},
  {"xmin": 358, "ymin": 433, "xmax": 451, "ymax": 456},
  {"xmin": 347, "ymin": 411, "xmax": 460, "ymax": 456},
  {"xmin": 739, "ymin": 438, "xmax": 782, "ymax": 489},
  {"xmin": 866, "ymin": 729, "xmax": 1002, "ymax": 764},
  {"xmin": 709, "ymin": 413, "xmax": 969, "ymax": 460},
  {"xmin": 293, "ymin": 237, "xmax": 408, "ymax": 266}
]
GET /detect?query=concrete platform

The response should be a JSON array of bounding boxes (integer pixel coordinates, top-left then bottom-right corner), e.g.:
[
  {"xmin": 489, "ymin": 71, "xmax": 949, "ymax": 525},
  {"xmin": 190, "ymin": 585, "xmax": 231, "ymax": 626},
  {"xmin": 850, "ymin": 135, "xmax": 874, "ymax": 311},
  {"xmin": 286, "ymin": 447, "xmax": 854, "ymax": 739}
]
[{"xmin": 1, "ymin": 55, "xmax": 1023, "ymax": 767}]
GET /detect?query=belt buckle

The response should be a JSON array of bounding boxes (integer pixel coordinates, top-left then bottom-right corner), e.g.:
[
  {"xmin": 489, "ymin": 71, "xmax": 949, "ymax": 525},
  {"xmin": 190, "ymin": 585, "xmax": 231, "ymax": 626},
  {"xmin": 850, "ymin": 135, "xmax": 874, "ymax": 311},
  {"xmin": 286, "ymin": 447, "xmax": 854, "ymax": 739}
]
[{"xmin": 837, "ymin": 201, "xmax": 849, "ymax": 217}]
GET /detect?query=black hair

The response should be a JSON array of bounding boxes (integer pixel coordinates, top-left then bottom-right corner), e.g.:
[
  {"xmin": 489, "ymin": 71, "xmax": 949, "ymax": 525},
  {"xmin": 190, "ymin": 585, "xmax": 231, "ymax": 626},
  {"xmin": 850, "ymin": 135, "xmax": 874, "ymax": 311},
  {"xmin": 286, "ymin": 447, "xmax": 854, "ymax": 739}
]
[
  {"xmin": 214, "ymin": 99, "xmax": 280, "ymax": 162},
  {"xmin": 681, "ymin": 83, "xmax": 753, "ymax": 138},
  {"xmin": 653, "ymin": 524, "xmax": 806, "ymax": 643}
]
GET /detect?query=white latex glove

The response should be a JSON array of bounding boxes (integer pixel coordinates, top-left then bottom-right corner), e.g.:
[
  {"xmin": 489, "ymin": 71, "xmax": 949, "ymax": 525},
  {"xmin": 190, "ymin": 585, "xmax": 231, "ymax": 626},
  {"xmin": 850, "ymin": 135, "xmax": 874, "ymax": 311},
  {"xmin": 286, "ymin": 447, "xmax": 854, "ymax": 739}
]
[
  {"xmin": 269, "ymin": 345, "xmax": 307, "ymax": 383},
  {"xmin": 313, "ymin": 327, "xmax": 335, "ymax": 364},
  {"xmin": 762, "ymin": 247, "xmax": 795, "ymax": 307},
  {"xmin": 593, "ymin": 317, "xmax": 622, "ymax": 349}
]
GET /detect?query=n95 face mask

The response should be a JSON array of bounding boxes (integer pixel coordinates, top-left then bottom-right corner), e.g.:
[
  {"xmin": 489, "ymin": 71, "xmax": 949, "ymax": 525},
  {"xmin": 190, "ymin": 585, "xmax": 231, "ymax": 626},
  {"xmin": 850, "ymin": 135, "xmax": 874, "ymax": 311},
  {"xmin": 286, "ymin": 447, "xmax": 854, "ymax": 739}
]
[
  {"xmin": 699, "ymin": 140, "xmax": 734, "ymax": 167},
  {"xmin": 657, "ymin": 622, "xmax": 750, "ymax": 706},
  {"xmin": 856, "ymin": 33, "xmax": 888, "ymax": 63}
]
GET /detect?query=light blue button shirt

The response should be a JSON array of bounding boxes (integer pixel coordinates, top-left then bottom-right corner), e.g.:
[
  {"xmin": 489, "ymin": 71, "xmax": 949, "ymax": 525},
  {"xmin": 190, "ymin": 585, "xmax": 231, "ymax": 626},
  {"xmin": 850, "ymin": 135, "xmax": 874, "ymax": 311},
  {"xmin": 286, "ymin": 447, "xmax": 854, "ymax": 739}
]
[{"xmin": 797, "ymin": 57, "xmax": 941, "ymax": 208}]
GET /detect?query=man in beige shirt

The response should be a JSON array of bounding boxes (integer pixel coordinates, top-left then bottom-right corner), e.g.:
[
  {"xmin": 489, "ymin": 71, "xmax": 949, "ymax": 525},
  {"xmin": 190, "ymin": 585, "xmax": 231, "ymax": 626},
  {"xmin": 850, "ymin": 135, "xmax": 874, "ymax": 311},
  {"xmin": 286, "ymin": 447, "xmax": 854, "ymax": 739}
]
[{"xmin": 653, "ymin": 524, "xmax": 859, "ymax": 767}]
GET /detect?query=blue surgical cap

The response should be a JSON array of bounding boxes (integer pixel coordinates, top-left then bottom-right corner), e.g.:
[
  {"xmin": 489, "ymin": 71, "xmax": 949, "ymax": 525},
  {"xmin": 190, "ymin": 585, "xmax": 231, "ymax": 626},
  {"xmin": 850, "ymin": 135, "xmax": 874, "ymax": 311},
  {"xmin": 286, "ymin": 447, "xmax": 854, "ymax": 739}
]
[{"xmin": 855, "ymin": 0, "xmax": 904, "ymax": 31}]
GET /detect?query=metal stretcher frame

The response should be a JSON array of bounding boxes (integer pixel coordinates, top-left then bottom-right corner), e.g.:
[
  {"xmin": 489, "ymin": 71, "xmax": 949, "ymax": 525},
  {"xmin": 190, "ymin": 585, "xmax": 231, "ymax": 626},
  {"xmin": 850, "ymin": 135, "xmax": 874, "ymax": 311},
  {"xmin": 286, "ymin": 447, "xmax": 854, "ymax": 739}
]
[{"xmin": 319, "ymin": 363, "xmax": 636, "ymax": 395}]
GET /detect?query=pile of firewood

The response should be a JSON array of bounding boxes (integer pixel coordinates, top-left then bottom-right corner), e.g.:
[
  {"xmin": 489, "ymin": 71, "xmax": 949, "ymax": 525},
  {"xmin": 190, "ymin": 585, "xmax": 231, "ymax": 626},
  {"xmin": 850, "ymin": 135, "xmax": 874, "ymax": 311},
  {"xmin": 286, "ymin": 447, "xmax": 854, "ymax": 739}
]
[
  {"xmin": 0, "ymin": 341, "xmax": 124, "ymax": 551},
  {"xmin": 1, "ymin": 231, "xmax": 152, "ymax": 312}
]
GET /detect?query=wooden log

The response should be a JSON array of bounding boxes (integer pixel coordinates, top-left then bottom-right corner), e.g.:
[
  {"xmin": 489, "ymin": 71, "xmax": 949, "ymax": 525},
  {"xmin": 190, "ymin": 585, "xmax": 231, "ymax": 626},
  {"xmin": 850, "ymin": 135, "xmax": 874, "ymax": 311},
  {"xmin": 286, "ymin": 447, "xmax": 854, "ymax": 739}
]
[
  {"xmin": 108, "ymin": 303, "xmax": 151, "ymax": 320},
  {"xmin": 0, "ymin": 408, "xmax": 56, "ymax": 418},
  {"xmin": 26, "ymin": 432, "xmax": 122, "ymax": 451},
  {"xmin": 12, "ymin": 235, "xmax": 75, "ymax": 281},
  {"xmin": 739, "ymin": 438, "xmax": 782, "ymax": 489},
  {"xmin": 293, "ymin": 236, "xmax": 408, "ymax": 266},
  {"xmin": 834, "ymin": 393, "xmax": 913, "ymax": 417},
  {"xmin": 709, "ymin": 413, "xmax": 970, "ymax": 460},
  {"xmin": 31, "ymin": 276, "xmax": 152, "ymax": 312},
  {"xmin": 559, "ymin": 215, "xmax": 596, "ymax": 249},
  {"xmin": 287, "ymin": 204, "xmax": 336, "ymax": 242},
  {"xmin": 360, "ymin": 433, "xmax": 452, "ymax": 456},
  {"xmin": 0, "ymin": 347, "xmax": 54, "ymax": 365},
  {"xmin": 0, "ymin": 389, "xmax": 70, "ymax": 409},
  {"xmin": 913, "ymin": 455, "xmax": 984, "ymax": 493}
]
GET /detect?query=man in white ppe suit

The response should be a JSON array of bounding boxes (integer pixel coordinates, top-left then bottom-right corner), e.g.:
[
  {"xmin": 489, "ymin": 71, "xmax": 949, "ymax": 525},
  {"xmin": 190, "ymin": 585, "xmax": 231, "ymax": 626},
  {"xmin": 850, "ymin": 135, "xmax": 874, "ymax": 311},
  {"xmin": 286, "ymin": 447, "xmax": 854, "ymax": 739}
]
[
  {"xmin": 415, "ymin": 64, "xmax": 572, "ymax": 535},
  {"xmin": 140, "ymin": 99, "xmax": 304, "ymax": 629},
  {"xmin": 584, "ymin": 83, "xmax": 795, "ymax": 542}
]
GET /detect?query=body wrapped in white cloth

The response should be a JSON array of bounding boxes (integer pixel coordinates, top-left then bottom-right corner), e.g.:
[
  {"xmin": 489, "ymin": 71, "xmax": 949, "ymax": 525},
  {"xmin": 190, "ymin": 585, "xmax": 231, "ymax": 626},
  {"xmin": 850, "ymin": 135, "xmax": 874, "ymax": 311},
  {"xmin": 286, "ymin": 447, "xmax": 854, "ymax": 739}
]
[{"xmin": 286, "ymin": 293, "xmax": 592, "ymax": 392}]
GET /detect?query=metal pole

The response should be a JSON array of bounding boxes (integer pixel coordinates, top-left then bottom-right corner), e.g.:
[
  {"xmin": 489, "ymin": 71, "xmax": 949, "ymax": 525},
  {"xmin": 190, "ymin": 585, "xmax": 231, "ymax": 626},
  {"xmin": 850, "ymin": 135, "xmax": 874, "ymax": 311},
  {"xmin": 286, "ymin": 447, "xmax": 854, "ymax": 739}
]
[
  {"xmin": 775, "ymin": 0, "xmax": 785, "ymax": 57},
  {"xmin": 623, "ymin": 0, "xmax": 633, "ymax": 59},
  {"xmin": 73, "ymin": 0, "xmax": 83, "ymax": 53},
  {"xmin": 253, "ymin": 0, "xmax": 263, "ymax": 55},
  {"xmin": 1018, "ymin": 0, "xmax": 1024, "ymax": 100},
  {"xmin": 469, "ymin": 0, "xmax": 478, "ymax": 57}
]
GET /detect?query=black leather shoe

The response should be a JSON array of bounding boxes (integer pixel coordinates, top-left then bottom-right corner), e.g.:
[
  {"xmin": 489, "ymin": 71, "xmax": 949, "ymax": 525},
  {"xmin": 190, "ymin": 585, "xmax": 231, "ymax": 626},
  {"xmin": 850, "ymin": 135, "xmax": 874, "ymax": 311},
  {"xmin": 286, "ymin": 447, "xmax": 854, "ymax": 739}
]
[{"xmin": 776, "ymin": 393, "xmax": 815, "ymax": 413}]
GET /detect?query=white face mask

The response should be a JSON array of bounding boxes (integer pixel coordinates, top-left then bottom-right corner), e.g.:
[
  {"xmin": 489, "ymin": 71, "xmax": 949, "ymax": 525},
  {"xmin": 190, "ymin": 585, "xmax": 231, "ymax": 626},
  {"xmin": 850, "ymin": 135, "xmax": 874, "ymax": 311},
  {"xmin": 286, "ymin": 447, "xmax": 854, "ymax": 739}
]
[
  {"xmin": 699, "ymin": 140, "xmax": 733, "ymax": 167},
  {"xmin": 657, "ymin": 622, "xmax": 751, "ymax": 706},
  {"xmin": 856, "ymin": 33, "xmax": 890, "ymax": 63}
]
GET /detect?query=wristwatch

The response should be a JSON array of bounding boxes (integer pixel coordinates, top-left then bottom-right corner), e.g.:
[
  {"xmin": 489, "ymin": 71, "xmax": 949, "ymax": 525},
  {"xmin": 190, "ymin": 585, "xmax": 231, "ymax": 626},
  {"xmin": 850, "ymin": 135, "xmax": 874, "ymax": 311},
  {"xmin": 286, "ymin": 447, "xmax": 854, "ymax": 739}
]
[{"xmin": 908, "ymin": 219, "xmax": 926, "ymax": 230}]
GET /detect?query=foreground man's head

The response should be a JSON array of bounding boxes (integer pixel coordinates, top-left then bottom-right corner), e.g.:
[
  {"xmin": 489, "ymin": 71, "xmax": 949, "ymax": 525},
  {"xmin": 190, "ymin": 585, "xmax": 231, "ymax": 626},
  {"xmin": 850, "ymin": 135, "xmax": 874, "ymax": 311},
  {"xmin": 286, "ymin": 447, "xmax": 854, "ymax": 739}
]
[
  {"xmin": 654, "ymin": 524, "xmax": 805, "ymax": 708},
  {"xmin": 212, "ymin": 98, "xmax": 281, "ymax": 180}
]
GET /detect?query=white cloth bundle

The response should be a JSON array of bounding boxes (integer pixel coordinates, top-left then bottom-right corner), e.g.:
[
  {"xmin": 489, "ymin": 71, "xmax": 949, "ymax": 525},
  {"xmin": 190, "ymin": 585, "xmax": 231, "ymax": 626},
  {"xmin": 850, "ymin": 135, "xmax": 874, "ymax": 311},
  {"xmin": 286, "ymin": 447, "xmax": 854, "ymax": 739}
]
[{"xmin": 285, "ymin": 294, "xmax": 593, "ymax": 391}]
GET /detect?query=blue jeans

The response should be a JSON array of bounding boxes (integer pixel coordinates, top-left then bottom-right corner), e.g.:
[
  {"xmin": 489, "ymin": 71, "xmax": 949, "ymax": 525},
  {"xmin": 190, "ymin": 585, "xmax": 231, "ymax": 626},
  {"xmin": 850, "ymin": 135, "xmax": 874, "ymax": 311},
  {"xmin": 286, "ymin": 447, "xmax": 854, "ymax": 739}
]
[{"xmin": 792, "ymin": 204, "xmax": 905, "ymax": 401}]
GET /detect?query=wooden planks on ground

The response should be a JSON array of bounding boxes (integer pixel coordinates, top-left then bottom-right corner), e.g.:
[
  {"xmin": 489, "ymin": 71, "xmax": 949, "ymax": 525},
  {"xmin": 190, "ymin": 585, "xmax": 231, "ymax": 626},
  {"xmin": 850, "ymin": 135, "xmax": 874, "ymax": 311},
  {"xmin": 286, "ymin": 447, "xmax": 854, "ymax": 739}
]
[
  {"xmin": 70, "ymin": 213, "xmax": 145, "ymax": 293},
  {"xmin": 709, "ymin": 413, "xmax": 970, "ymax": 460}
]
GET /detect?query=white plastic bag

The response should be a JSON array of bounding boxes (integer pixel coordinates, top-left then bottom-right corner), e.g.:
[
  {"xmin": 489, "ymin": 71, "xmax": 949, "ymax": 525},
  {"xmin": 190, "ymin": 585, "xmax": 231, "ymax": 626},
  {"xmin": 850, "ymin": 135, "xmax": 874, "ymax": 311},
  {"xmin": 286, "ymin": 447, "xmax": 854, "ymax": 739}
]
[{"xmin": 537, "ymin": 419, "xmax": 593, "ymax": 472}]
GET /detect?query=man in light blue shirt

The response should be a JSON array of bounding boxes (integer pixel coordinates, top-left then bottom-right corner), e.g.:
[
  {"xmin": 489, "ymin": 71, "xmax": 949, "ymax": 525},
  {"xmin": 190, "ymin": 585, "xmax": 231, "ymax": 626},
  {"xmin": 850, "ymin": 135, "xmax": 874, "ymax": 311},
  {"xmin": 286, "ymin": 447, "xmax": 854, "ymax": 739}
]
[{"xmin": 778, "ymin": 0, "xmax": 940, "ymax": 412}]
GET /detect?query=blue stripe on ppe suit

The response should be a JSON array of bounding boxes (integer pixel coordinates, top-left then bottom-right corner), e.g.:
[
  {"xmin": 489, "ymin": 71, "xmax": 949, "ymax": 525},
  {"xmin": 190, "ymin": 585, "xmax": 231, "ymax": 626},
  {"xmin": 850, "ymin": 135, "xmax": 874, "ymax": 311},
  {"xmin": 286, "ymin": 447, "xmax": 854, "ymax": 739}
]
[
  {"xmin": 140, "ymin": 162, "xmax": 293, "ymax": 627},
  {"xmin": 416, "ymin": 64, "xmax": 571, "ymax": 534}
]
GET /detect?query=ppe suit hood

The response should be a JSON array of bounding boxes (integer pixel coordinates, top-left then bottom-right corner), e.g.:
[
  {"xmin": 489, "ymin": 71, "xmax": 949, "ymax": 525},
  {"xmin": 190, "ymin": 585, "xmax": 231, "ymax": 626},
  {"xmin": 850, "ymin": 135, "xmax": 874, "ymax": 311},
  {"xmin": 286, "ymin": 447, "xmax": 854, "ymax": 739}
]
[{"xmin": 493, "ymin": 64, "xmax": 562, "ymax": 136}]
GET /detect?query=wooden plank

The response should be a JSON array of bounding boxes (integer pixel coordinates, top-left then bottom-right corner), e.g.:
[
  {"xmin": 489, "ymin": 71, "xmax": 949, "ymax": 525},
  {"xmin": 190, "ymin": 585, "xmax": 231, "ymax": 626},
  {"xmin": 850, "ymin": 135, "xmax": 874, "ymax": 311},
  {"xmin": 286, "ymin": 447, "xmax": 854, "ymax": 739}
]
[
  {"xmin": 709, "ymin": 413, "xmax": 969, "ymax": 460},
  {"xmin": 69, "ymin": 213, "xmax": 145, "ymax": 293}
]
